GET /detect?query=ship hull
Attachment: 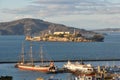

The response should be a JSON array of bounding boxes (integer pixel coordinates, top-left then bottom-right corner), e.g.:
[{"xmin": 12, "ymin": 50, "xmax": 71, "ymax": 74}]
[{"xmin": 17, "ymin": 65, "xmax": 50, "ymax": 72}]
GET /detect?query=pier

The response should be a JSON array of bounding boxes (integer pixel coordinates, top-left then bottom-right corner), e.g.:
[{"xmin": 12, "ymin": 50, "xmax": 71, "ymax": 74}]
[{"xmin": 73, "ymin": 65, "xmax": 120, "ymax": 80}]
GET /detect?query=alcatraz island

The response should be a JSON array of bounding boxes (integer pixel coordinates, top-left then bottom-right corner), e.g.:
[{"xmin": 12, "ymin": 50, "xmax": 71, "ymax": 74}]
[{"xmin": 25, "ymin": 31, "xmax": 104, "ymax": 42}]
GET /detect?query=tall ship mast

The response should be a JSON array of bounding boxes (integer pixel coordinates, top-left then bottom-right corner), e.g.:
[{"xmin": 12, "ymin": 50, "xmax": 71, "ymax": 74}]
[
  {"xmin": 29, "ymin": 42, "xmax": 34, "ymax": 65},
  {"xmin": 40, "ymin": 45, "xmax": 44, "ymax": 65},
  {"xmin": 21, "ymin": 42, "xmax": 25, "ymax": 64}
]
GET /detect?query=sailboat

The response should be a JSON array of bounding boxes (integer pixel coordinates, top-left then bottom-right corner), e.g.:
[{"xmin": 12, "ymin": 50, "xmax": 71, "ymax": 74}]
[{"xmin": 15, "ymin": 42, "xmax": 56, "ymax": 72}]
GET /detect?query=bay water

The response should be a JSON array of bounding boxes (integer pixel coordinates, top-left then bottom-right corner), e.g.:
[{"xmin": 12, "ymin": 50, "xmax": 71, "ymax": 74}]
[{"xmin": 0, "ymin": 32, "xmax": 120, "ymax": 80}]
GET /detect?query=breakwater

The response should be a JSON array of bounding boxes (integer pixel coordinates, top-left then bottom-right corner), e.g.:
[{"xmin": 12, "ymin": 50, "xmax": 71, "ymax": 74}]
[{"xmin": 0, "ymin": 58, "xmax": 120, "ymax": 63}]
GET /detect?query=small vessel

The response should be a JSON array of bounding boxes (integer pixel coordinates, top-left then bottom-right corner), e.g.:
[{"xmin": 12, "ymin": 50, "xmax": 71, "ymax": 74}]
[
  {"xmin": 36, "ymin": 77, "xmax": 44, "ymax": 80},
  {"xmin": 74, "ymin": 75, "xmax": 94, "ymax": 80},
  {"xmin": 25, "ymin": 36, "xmax": 41, "ymax": 41},
  {"xmin": 63, "ymin": 61, "xmax": 94, "ymax": 74},
  {"xmin": 15, "ymin": 42, "xmax": 56, "ymax": 72}
]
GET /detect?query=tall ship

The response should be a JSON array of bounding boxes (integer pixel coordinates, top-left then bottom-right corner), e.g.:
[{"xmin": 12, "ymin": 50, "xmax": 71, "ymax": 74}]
[{"xmin": 15, "ymin": 42, "xmax": 56, "ymax": 72}]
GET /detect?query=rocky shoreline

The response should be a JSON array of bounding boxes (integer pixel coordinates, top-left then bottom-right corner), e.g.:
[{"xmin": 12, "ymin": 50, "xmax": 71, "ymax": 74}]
[{"xmin": 25, "ymin": 32, "xmax": 104, "ymax": 42}]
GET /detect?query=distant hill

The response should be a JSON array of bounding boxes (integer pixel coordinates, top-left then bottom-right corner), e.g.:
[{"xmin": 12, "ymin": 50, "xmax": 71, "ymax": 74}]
[
  {"xmin": 0, "ymin": 18, "xmax": 97, "ymax": 35},
  {"xmin": 93, "ymin": 28, "xmax": 120, "ymax": 32}
]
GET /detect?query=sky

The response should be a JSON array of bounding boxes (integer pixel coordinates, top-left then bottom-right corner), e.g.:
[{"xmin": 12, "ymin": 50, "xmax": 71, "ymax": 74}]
[{"xmin": 0, "ymin": 0, "xmax": 120, "ymax": 30}]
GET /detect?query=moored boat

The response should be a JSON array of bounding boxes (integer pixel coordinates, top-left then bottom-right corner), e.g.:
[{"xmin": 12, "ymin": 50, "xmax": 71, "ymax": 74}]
[
  {"xmin": 15, "ymin": 42, "xmax": 56, "ymax": 73},
  {"xmin": 15, "ymin": 62, "xmax": 56, "ymax": 72},
  {"xmin": 63, "ymin": 61, "xmax": 94, "ymax": 74}
]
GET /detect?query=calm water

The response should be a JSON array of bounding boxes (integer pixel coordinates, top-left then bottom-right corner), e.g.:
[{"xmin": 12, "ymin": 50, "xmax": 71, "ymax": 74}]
[
  {"xmin": 0, "ymin": 32, "xmax": 120, "ymax": 80},
  {"xmin": 0, "ymin": 33, "xmax": 120, "ymax": 62}
]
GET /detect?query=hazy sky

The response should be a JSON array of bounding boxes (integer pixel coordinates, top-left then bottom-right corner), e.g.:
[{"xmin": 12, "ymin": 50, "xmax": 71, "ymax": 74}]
[{"xmin": 0, "ymin": 0, "xmax": 120, "ymax": 30}]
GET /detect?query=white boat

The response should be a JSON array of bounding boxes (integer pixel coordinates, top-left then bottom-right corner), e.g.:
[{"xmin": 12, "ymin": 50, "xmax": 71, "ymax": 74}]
[
  {"xmin": 74, "ymin": 76, "xmax": 93, "ymax": 80},
  {"xmin": 63, "ymin": 61, "xmax": 94, "ymax": 74},
  {"xmin": 25, "ymin": 36, "xmax": 41, "ymax": 41}
]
